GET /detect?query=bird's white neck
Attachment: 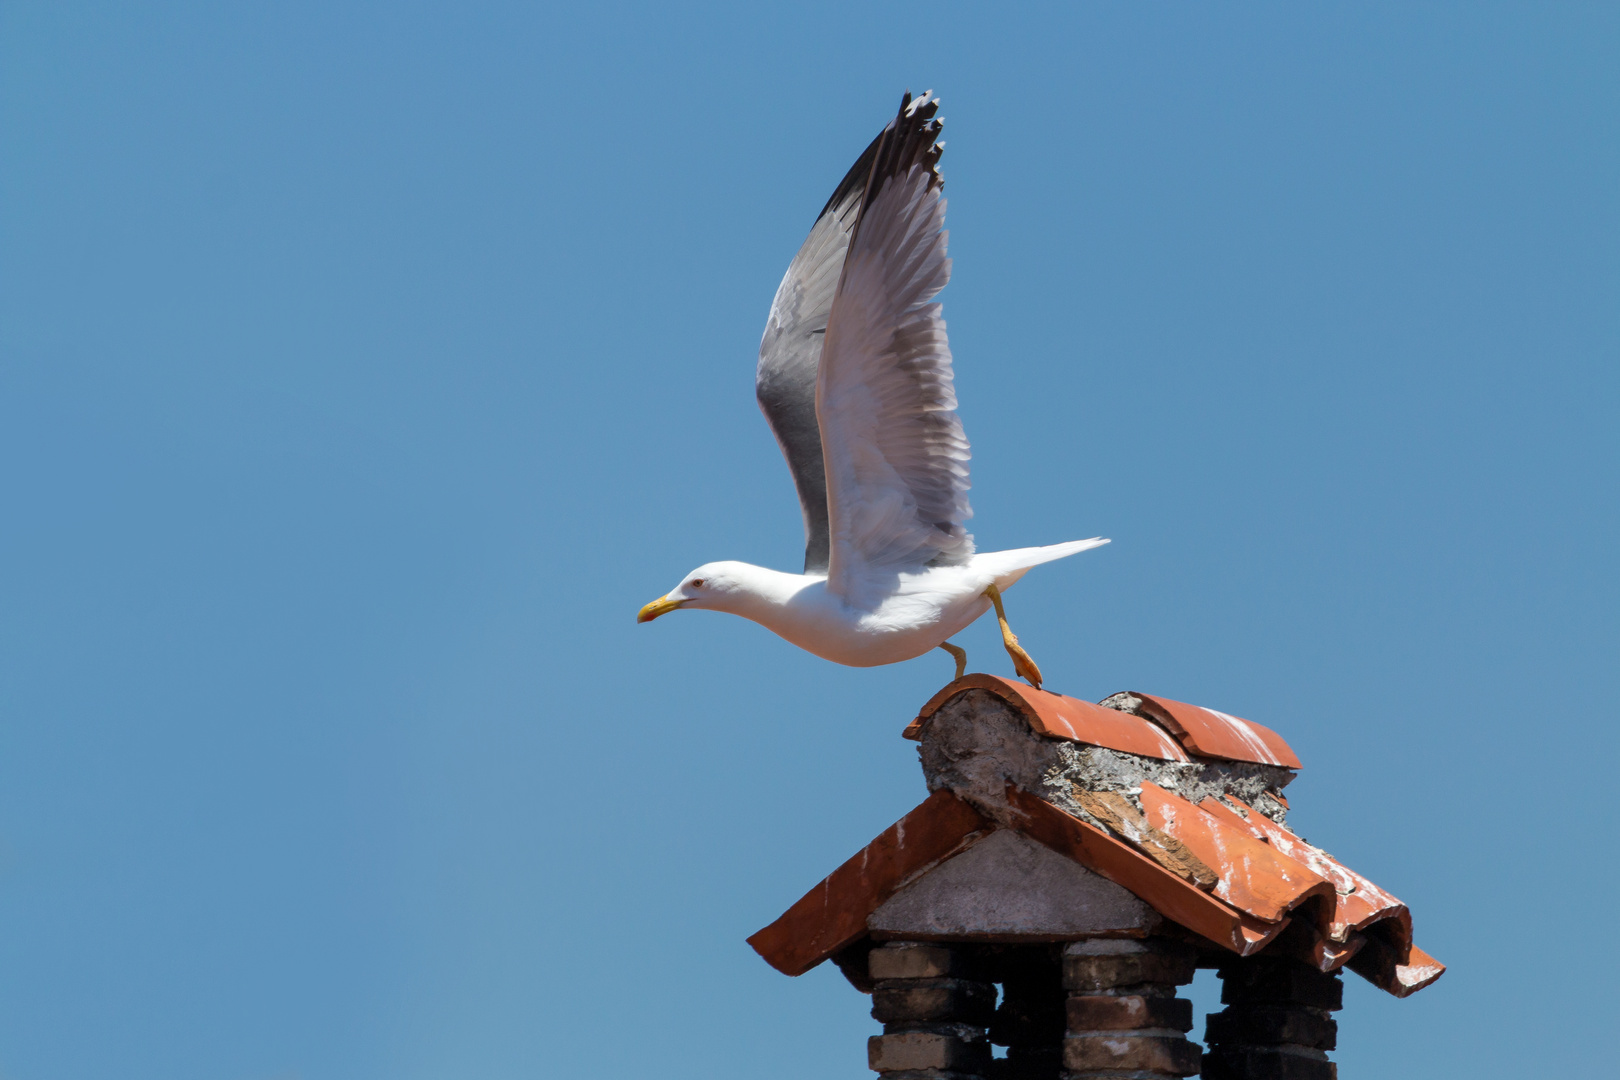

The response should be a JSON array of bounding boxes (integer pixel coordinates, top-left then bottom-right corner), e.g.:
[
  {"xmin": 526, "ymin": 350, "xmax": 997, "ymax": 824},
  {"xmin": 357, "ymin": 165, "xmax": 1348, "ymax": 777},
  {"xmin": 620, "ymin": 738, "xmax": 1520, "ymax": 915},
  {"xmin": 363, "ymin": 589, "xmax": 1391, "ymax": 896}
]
[{"xmin": 702, "ymin": 563, "xmax": 821, "ymax": 626}]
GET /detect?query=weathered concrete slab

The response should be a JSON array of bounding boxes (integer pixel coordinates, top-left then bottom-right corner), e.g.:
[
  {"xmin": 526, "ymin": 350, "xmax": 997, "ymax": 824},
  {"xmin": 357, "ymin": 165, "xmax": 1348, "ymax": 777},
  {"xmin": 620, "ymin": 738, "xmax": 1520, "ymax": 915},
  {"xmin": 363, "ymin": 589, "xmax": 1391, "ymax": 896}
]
[{"xmin": 868, "ymin": 828, "xmax": 1159, "ymax": 939}]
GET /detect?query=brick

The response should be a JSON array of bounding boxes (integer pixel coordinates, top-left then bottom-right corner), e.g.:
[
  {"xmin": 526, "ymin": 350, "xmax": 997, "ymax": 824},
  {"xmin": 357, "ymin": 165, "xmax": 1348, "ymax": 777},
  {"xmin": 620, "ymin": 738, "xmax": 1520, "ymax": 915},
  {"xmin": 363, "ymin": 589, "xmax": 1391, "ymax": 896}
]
[
  {"xmin": 1218, "ymin": 961, "xmax": 1343, "ymax": 1011},
  {"xmin": 1062, "ymin": 953, "xmax": 1196, "ymax": 991},
  {"xmin": 869, "ymin": 943, "xmax": 967, "ymax": 981},
  {"xmin": 1203, "ymin": 1046, "xmax": 1337, "ymax": 1080},
  {"xmin": 1205, "ymin": 1004, "xmax": 1337, "ymax": 1051},
  {"xmin": 872, "ymin": 980, "xmax": 997, "ymax": 1025},
  {"xmin": 868, "ymin": 1031, "xmax": 991, "ymax": 1072},
  {"xmin": 1063, "ymin": 1034, "xmax": 1202, "ymax": 1075},
  {"xmin": 1066, "ymin": 993, "xmax": 1193, "ymax": 1032},
  {"xmin": 880, "ymin": 1021, "xmax": 989, "ymax": 1044}
]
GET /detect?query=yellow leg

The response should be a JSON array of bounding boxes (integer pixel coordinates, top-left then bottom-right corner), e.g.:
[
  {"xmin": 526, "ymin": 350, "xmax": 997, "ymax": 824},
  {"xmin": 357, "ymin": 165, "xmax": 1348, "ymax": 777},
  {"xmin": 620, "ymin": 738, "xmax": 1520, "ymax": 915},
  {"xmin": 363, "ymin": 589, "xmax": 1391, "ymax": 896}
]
[
  {"xmin": 937, "ymin": 641, "xmax": 967, "ymax": 680},
  {"xmin": 984, "ymin": 583, "xmax": 1043, "ymax": 688}
]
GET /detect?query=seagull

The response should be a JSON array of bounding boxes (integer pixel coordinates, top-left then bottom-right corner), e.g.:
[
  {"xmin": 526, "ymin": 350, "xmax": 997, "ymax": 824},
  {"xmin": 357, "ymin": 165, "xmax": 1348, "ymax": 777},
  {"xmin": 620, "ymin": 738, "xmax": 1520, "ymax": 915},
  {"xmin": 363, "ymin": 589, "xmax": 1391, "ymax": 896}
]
[{"xmin": 637, "ymin": 92, "xmax": 1107, "ymax": 687}]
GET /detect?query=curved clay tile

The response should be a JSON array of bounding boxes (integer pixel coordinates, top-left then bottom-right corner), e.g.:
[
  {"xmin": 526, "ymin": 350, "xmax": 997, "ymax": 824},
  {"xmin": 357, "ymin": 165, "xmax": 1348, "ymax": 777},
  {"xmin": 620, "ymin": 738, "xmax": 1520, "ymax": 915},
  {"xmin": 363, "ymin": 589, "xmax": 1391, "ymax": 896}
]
[
  {"xmin": 1003, "ymin": 785, "xmax": 1286, "ymax": 956},
  {"xmin": 1201, "ymin": 796, "xmax": 1412, "ymax": 951},
  {"xmin": 750, "ymin": 673, "xmax": 1443, "ymax": 999},
  {"xmin": 908, "ymin": 675, "xmax": 1191, "ymax": 762},
  {"xmin": 1137, "ymin": 783, "xmax": 1336, "ymax": 925},
  {"xmin": 746, "ymin": 790, "xmax": 991, "ymax": 977},
  {"xmin": 1131, "ymin": 693, "xmax": 1303, "ymax": 768}
]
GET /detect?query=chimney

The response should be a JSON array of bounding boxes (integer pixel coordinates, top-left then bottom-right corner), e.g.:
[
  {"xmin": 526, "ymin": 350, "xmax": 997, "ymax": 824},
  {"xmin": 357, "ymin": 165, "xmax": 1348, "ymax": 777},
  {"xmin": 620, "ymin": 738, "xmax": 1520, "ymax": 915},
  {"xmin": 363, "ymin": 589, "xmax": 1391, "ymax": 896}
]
[{"xmin": 748, "ymin": 675, "xmax": 1443, "ymax": 1080}]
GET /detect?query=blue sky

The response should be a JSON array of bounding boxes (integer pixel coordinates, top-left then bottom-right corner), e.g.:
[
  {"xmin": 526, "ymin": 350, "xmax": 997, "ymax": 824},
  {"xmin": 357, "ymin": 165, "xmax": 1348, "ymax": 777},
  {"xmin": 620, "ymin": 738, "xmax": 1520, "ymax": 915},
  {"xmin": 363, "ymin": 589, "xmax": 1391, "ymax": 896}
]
[{"xmin": 1, "ymin": 3, "xmax": 1615, "ymax": 1077}]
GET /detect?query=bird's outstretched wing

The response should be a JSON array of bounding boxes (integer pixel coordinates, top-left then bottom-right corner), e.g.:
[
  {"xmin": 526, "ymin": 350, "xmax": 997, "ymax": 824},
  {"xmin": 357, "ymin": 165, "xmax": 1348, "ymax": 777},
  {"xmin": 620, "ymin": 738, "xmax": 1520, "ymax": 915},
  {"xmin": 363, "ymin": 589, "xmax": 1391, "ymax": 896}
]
[
  {"xmin": 755, "ymin": 127, "xmax": 883, "ymax": 573},
  {"xmin": 818, "ymin": 92, "xmax": 973, "ymax": 603}
]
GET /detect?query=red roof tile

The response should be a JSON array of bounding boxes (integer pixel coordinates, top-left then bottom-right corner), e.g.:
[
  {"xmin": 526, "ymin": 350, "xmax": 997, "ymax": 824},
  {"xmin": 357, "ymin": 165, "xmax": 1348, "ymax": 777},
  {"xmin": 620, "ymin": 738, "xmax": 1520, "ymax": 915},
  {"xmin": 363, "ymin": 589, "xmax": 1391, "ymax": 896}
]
[
  {"xmin": 1200, "ymin": 796, "xmax": 1410, "ymax": 950},
  {"xmin": 746, "ymin": 790, "xmax": 991, "ymax": 977},
  {"xmin": 907, "ymin": 675, "xmax": 1191, "ymax": 762},
  {"xmin": 1137, "ymin": 783, "xmax": 1335, "ymax": 925},
  {"xmin": 1130, "ymin": 693, "xmax": 1302, "ymax": 768},
  {"xmin": 1295, "ymin": 924, "xmax": 1370, "ymax": 973},
  {"xmin": 749, "ymin": 782, "xmax": 1442, "ymax": 996},
  {"xmin": 1390, "ymin": 944, "xmax": 1447, "ymax": 997},
  {"xmin": 1347, "ymin": 934, "xmax": 1447, "ymax": 997},
  {"xmin": 750, "ymin": 682, "xmax": 1441, "ymax": 998},
  {"xmin": 1002, "ymin": 785, "xmax": 1287, "ymax": 956}
]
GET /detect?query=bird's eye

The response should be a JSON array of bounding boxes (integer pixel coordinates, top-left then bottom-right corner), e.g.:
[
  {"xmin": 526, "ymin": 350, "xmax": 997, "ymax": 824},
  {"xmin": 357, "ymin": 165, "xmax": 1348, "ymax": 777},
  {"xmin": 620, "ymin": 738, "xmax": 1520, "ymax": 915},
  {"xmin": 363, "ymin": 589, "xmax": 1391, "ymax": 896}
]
[{"xmin": 690, "ymin": 579, "xmax": 704, "ymax": 588}]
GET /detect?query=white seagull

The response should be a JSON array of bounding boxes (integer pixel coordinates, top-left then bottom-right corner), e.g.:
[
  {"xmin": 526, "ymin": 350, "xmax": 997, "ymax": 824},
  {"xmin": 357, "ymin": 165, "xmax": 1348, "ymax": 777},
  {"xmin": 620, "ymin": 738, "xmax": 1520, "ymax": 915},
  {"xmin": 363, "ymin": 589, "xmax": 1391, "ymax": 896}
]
[{"xmin": 638, "ymin": 92, "xmax": 1107, "ymax": 687}]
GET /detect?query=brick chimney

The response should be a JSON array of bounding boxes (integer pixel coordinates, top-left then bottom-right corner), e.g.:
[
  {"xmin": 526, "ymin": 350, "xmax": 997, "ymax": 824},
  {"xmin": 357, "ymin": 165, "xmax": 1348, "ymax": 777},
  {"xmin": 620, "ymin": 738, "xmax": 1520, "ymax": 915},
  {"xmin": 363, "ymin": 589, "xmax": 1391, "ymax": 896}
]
[{"xmin": 749, "ymin": 675, "xmax": 1443, "ymax": 1080}]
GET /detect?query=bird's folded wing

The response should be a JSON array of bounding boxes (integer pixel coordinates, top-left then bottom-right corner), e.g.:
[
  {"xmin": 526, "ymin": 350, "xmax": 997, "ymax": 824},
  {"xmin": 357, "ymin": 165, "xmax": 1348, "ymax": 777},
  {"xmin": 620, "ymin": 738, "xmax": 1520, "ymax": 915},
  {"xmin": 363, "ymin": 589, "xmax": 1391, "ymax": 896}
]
[
  {"xmin": 818, "ymin": 92, "xmax": 973, "ymax": 603},
  {"xmin": 756, "ymin": 129, "xmax": 882, "ymax": 573}
]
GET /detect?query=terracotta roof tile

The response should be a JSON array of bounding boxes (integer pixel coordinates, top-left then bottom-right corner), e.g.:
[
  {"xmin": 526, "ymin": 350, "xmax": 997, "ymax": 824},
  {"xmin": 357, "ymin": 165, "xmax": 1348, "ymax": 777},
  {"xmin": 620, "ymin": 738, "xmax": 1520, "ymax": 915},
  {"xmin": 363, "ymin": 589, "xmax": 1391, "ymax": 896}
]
[
  {"xmin": 1002, "ymin": 785, "xmax": 1286, "ymax": 956},
  {"xmin": 1202, "ymin": 796, "xmax": 1411, "ymax": 950},
  {"xmin": 907, "ymin": 675, "xmax": 1191, "ymax": 762},
  {"xmin": 1299, "ymin": 926, "xmax": 1370, "ymax": 973},
  {"xmin": 1188, "ymin": 796, "xmax": 1440, "ymax": 995},
  {"xmin": 1347, "ymin": 936, "xmax": 1447, "ymax": 998},
  {"xmin": 749, "ymin": 683, "xmax": 1442, "ymax": 998},
  {"xmin": 1130, "ymin": 693, "xmax": 1302, "ymax": 768},
  {"xmin": 746, "ymin": 790, "xmax": 991, "ymax": 976},
  {"xmin": 1390, "ymin": 944, "xmax": 1447, "ymax": 996},
  {"xmin": 1137, "ymin": 783, "xmax": 1336, "ymax": 925}
]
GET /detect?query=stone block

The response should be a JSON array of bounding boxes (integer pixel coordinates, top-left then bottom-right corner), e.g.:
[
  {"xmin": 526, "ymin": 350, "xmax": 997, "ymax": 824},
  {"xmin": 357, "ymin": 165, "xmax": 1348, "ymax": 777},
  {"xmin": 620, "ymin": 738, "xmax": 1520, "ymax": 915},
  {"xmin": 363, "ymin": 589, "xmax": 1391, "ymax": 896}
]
[
  {"xmin": 1203, "ymin": 1046, "xmax": 1337, "ymax": 1080},
  {"xmin": 870, "ymin": 943, "xmax": 968, "ymax": 981},
  {"xmin": 1062, "ymin": 1034, "xmax": 1202, "ymax": 1075},
  {"xmin": 868, "ymin": 829, "xmax": 1158, "ymax": 939},
  {"xmin": 868, "ymin": 1031, "xmax": 991, "ymax": 1073},
  {"xmin": 1066, "ymin": 993, "xmax": 1193, "ymax": 1032},
  {"xmin": 1205, "ymin": 1004, "xmax": 1337, "ymax": 1051},
  {"xmin": 872, "ymin": 980, "xmax": 997, "ymax": 1025}
]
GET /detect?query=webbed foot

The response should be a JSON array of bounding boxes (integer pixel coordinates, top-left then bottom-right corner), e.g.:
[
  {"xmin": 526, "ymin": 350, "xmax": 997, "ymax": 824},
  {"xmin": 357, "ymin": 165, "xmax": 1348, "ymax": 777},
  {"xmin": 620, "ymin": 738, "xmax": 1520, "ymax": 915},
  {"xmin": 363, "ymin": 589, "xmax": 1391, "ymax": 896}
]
[{"xmin": 984, "ymin": 583, "xmax": 1043, "ymax": 688}]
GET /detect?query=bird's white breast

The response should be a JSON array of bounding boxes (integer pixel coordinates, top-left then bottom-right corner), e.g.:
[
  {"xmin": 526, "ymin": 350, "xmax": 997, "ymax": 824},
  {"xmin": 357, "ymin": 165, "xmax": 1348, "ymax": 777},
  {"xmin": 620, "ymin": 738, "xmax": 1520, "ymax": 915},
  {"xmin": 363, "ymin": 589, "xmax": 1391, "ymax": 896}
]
[{"xmin": 742, "ymin": 567, "xmax": 995, "ymax": 667}]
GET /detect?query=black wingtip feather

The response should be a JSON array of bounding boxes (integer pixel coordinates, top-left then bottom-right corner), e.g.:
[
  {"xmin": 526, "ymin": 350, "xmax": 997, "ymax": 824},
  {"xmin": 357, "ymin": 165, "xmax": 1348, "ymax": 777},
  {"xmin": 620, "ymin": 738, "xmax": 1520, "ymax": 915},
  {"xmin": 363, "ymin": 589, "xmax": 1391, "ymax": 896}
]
[
  {"xmin": 815, "ymin": 90, "xmax": 945, "ymax": 224},
  {"xmin": 817, "ymin": 128, "xmax": 884, "ymax": 222},
  {"xmin": 861, "ymin": 91, "xmax": 945, "ymax": 215}
]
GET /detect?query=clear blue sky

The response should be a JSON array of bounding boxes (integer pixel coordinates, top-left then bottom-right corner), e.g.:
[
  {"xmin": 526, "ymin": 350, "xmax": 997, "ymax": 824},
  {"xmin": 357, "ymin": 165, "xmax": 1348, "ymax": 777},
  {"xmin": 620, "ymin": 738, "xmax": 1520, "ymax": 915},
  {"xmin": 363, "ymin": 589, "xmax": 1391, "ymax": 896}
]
[{"xmin": 1, "ymin": 3, "xmax": 1615, "ymax": 1077}]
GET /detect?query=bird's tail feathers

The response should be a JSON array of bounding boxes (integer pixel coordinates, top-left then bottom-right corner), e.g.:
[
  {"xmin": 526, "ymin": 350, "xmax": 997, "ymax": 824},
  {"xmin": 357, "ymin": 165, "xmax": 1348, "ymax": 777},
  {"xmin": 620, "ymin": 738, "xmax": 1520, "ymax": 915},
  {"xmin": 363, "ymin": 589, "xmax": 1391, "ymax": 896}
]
[{"xmin": 974, "ymin": 537, "xmax": 1110, "ymax": 588}]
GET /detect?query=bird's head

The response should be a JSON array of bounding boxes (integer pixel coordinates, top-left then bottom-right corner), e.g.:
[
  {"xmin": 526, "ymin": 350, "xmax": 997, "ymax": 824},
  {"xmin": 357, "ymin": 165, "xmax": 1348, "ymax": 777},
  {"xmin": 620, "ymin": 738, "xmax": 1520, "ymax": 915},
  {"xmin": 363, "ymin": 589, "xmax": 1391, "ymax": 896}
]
[{"xmin": 636, "ymin": 562, "xmax": 752, "ymax": 623}]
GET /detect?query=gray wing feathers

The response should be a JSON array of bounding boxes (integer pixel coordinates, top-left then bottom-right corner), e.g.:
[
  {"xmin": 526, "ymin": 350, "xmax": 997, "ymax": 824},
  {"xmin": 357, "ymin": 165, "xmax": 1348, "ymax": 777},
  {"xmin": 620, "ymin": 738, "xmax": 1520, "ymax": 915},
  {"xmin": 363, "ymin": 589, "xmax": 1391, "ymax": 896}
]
[
  {"xmin": 756, "ymin": 133, "xmax": 881, "ymax": 573},
  {"xmin": 818, "ymin": 93, "xmax": 974, "ymax": 593}
]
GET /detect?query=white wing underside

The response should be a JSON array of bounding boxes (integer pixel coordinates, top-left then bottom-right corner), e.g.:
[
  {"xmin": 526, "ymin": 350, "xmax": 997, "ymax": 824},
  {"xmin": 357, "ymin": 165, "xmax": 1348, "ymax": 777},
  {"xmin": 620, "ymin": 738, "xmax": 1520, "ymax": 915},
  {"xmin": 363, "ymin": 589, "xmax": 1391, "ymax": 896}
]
[{"xmin": 818, "ymin": 152, "xmax": 973, "ymax": 609}]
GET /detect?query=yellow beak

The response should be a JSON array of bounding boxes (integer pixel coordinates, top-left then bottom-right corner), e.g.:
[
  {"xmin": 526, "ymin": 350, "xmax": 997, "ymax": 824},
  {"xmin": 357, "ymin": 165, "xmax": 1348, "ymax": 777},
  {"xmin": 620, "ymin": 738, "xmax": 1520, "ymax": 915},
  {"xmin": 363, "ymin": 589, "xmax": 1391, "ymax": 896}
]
[{"xmin": 637, "ymin": 594, "xmax": 687, "ymax": 623}]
